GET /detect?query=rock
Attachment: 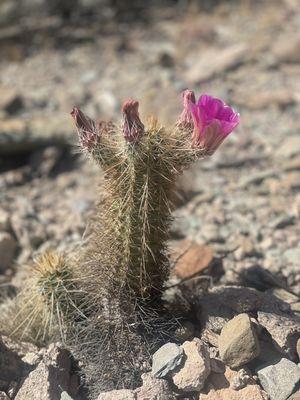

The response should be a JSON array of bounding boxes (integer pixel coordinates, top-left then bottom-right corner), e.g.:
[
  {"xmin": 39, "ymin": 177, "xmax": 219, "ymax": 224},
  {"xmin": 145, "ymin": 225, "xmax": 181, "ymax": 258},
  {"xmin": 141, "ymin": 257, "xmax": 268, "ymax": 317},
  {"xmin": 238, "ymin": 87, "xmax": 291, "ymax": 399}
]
[
  {"xmin": 270, "ymin": 215, "xmax": 295, "ymax": 229},
  {"xmin": 0, "ymin": 232, "xmax": 17, "ymax": 271},
  {"xmin": 297, "ymin": 338, "xmax": 300, "ymax": 358},
  {"xmin": 97, "ymin": 389, "xmax": 136, "ymax": 400},
  {"xmin": 135, "ymin": 373, "xmax": 174, "ymax": 400},
  {"xmin": 257, "ymin": 358, "xmax": 300, "ymax": 400},
  {"xmin": 257, "ymin": 311, "xmax": 300, "ymax": 359},
  {"xmin": 218, "ymin": 313, "xmax": 260, "ymax": 368},
  {"xmin": 151, "ymin": 342, "xmax": 184, "ymax": 378},
  {"xmin": 0, "ymin": 210, "xmax": 10, "ymax": 232},
  {"xmin": 185, "ymin": 44, "xmax": 248, "ymax": 83},
  {"xmin": 15, "ymin": 344, "xmax": 76, "ymax": 400},
  {"xmin": 267, "ymin": 288, "xmax": 299, "ymax": 305},
  {"xmin": 0, "ymin": 392, "xmax": 9, "ymax": 400},
  {"xmin": 173, "ymin": 240, "xmax": 214, "ymax": 279},
  {"xmin": 172, "ymin": 338, "xmax": 210, "ymax": 392},
  {"xmin": 200, "ymin": 366, "xmax": 268, "ymax": 400}
]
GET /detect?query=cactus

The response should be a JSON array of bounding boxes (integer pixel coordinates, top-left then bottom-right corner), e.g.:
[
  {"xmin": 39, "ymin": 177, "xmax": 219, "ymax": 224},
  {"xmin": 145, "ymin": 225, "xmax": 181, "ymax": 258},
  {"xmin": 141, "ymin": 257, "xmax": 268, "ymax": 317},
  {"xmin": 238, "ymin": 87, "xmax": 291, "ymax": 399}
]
[
  {"xmin": 2, "ymin": 90, "xmax": 239, "ymax": 395},
  {"xmin": 71, "ymin": 91, "xmax": 239, "ymax": 301}
]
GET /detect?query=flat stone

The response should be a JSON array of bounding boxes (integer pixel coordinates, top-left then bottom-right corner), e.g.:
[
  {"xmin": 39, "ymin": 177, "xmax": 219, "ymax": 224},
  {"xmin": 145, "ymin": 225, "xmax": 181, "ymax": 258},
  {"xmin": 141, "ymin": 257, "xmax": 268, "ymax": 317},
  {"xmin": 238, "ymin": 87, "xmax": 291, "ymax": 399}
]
[
  {"xmin": 151, "ymin": 342, "xmax": 184, "ymax": 378},
  {"xmin": 257, "ymin": 358, "xmax": 300, "ymax": 400},
  {"xmin": 172, "ymin": 338, "xmax": 211, "ymax": 392},
  {"xmin": 0, "ymin": 232, "xmax": 17, "ymax": 271},
  {"xmin": 135, "ymin": 373, "xmax": 174, "ymax": 400},
  {"xmin": 219, "ymin": 313, "xmax": 260, "ymax": 368},
  {"xmin": 200, "ymin": 367, "xmax": 268, "ymax": 399},
  {"xmin": 173, "ymin": 240, "xmax": 214, "ymax": 279},
  {"xmin": 97, "ymin": 389, "xmax": 136, "ymax": 400}
]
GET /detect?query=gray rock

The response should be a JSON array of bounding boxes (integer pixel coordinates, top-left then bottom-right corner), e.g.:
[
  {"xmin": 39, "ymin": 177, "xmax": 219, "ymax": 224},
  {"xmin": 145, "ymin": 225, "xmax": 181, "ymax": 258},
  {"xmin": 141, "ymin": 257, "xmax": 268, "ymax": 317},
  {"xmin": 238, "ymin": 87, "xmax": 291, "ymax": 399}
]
[
  {"xmin": 257, "ymin": 358, "xmax": 300, "ymax": 400},
  {"xmin": 0, "ymin": 392, "xmax": 9, "ymax": 400},
  {"xmin": 0, "ymin": 232, "xmax": 17, "ymax": 271},
  {"xmin": 135, "ymin": 373, "xmax": 174, "ymax": 400},
  {"xmin": 172, "ymin": 338, "xmax": 211, "ymax": 392},
  {"xmin": 219, "ymin": 313, "xmax": 260, "ymax": 368},
  {"xmin": 0, "ymin": 336, "xmax": 26, "ymax": 382},
  {"xmin": 151, "ymin": 342, "xmax": 184, "ymax": 378}
]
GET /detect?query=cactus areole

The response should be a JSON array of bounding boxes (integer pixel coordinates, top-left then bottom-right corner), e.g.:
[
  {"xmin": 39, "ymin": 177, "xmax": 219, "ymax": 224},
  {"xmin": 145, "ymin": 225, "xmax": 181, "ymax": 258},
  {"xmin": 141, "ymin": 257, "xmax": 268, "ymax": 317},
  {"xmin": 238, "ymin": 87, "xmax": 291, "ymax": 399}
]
[{"xmin": 71, "ymin": 90, "xmax": 239, "ymax": 299}]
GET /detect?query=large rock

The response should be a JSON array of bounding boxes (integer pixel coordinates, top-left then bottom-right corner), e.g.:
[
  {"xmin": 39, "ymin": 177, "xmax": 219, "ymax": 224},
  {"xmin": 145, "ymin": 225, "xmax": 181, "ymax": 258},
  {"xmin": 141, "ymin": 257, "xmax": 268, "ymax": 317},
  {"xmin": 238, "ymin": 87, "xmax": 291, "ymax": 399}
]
[
  {"xmin": 218, "ymin": 313, "xmax": 260, "ymax": 368},
  {"xmin": 257, "ymin": 358, "xmax": 300, "ymax": 400},
  {"xmin": 15, "ymin": 344, "xmax": 77, "ymax": 400},
  {"xmin": 172, "ymin": 338, "xmax": 210, "ymax": 392},
  {"xmin": 0, "ymin": 336, "xmax": 27, "ymax": 383},
  {"xmin": 151, "ymin": 342, "xmax": 184, "ymax": 378},
  {"xmin": 200, "ymin": 366, "xmax": 268, "ymax": 400}
]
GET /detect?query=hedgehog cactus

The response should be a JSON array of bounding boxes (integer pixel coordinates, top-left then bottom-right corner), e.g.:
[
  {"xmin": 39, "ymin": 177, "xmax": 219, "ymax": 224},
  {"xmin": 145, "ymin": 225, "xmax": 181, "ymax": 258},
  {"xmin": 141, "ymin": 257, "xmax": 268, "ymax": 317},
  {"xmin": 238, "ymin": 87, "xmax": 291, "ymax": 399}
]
[{"xmin": 71, "ymin": 90, "xmax": 239, "ymax": 300}]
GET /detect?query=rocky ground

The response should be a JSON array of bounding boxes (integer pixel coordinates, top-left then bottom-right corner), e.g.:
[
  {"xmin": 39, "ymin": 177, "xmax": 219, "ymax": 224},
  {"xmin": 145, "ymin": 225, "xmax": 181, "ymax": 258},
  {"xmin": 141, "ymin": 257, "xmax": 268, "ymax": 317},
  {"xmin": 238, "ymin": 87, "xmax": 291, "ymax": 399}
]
[{"xmin": 0, "ymin": 0, "xmax": 299, "ymax": 399}]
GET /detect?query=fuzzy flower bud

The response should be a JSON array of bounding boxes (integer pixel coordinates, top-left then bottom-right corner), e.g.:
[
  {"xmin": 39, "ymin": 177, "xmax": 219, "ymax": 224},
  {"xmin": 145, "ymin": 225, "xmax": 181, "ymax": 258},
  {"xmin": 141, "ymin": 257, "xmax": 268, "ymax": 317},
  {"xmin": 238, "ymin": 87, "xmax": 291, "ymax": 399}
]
[
  {"xmin": 176, "ymin": 89, "xmax": 196, "ymax": 128},
  {"xmin": 189, "ymin": 94, "xmax": 239, "ymax": 155},
  {"xmin": 71, "ymin": 107, "xmax": 98, "ymax": 151},
  {"xmin": 122, "ymin": 99, "xmax": 144, "ymax": 142}
]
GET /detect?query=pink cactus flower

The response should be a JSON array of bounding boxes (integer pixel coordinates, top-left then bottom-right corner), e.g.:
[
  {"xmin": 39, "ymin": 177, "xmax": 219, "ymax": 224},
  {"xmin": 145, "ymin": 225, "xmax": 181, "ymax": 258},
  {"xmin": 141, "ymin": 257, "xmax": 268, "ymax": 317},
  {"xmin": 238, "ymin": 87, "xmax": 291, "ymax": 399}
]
[
  {"xmin": 71, "ymin": 107, "xmax": 98, "ymax": 151},
  {"xmin": 122, "ymin": 99, "xmax": 144, "ymax": 142},
  {"xmin": 189, "ymin": 93, "xmax": 239, "ymax": 154}
]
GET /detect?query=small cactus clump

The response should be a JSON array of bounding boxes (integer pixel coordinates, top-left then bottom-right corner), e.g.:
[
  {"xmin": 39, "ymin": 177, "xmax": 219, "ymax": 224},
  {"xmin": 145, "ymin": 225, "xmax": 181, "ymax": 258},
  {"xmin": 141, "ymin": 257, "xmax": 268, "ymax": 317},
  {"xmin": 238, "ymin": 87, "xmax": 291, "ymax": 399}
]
[{"xmin": 2, "ymin": 90, "xmax": 239, "ymax": 396}]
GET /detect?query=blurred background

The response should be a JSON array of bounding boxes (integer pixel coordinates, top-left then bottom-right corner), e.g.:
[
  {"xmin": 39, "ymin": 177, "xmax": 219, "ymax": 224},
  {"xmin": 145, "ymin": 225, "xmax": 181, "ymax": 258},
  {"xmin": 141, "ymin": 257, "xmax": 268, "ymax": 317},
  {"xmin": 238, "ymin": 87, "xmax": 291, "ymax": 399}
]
[{"xmin": 0, "ymin": 0, "xmax": 299, "ymax": 296}]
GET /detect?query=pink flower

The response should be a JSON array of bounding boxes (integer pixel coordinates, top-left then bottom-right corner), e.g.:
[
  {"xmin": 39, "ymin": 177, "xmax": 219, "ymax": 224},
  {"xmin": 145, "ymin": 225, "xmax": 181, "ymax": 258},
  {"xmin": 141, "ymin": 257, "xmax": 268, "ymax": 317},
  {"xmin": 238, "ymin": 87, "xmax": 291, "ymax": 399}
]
[
  {"xmin": 71, "ymin": 107, "xmax": 99, "ymax": 151},
  {"xmin": 122, "ymin": 99, "xmax": 144, "ymax": 142},
  {"xmin": 189, "ymin": 93, "xmax": 239, "ymax": 154}
]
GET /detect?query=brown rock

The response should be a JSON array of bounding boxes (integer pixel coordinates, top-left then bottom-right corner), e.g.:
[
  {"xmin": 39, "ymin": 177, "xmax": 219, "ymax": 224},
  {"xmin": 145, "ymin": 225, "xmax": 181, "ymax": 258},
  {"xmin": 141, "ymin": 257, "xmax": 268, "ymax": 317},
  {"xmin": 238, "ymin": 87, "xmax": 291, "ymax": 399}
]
[
  {"xmin": 173, "ymin": 240, "xmax": 213, "ymax": 279},
  {"xmin": 172, "ymin": 338, "xmax": 211, "ymax": 392},
  {"xmin": 200, "ymin": 367, "xmax": 268, "ymax": 400},
  {"xmin": 0, "ymin": 232, "xmax": 17, "ymax": 271},
  {"xmin": 218, "ymin": 313, "xmax": 260, "ymax": 368}
]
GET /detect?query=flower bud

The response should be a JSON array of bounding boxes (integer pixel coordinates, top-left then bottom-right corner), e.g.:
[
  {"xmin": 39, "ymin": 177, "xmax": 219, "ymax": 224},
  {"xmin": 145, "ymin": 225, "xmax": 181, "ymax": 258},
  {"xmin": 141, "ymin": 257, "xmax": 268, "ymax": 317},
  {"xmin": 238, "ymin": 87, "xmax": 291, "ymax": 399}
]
[{"xmin": 121, "ymin": 99, "xmax": 144, "ymax": 142}]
